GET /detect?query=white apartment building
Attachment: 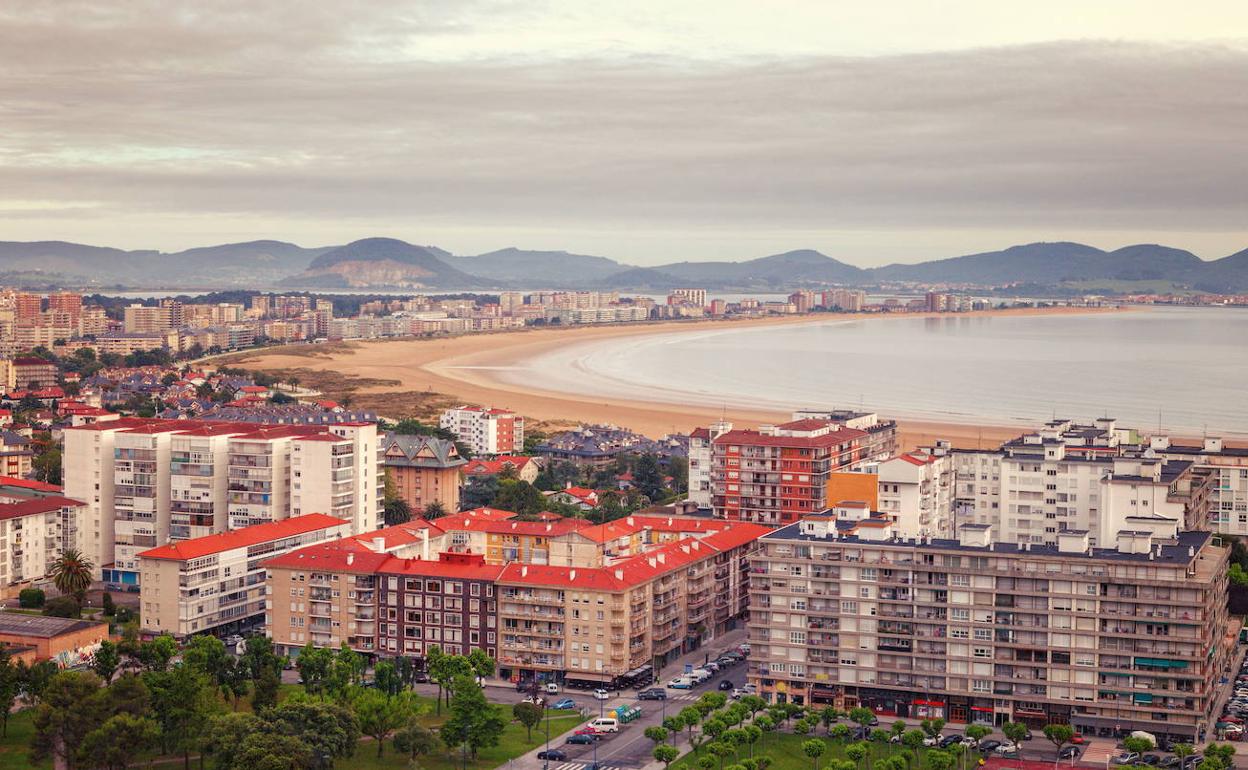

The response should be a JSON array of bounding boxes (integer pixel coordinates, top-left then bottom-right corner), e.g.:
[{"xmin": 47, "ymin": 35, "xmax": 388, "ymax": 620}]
[
  {"xmin": 1149, "ymin": 436, "xmax": 1248, "ymax": 535},
  {"xmin": 688, "ymin": 420, "xmax": 733, "ymax": 509},
  {"xmin": 138, "ymin": 513, "xmax": 350, "ymax": 638},
  {"xmin": 439, "ymin": 406, "xmax": 524, "ymax": 456},
  {"xmin": 952, "ymin": 420, "xmax": 1210, "ymax": 547},
  {"xmin": 64, "ymin": 418, "xmax": 382, "ymax": 586},
  {"xmin": 877, "ymin": 442, "xmax": 955, "ymax": 538},
  {"xmin": 0, "ymin": 496, "xmax": 85, "ymax": 592}
]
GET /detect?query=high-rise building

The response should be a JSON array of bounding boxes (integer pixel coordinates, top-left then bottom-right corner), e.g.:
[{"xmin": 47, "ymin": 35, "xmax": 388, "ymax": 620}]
[
  {"xmin": 668, "ymin": 288, "xmax": 707, "ymax": 307},
  {"xmin": 748, "ymin": 516, "xmax": 1231, "ymax": 743},
  {"xmin": 439, "ymin": 406, "xmax": 524, "ymax": 456},
  {"xmin": 63, "ymin": 418, "xmax": 382, "ymax": 585},
  {"xmin": 123, "ymin": 304, "xmax": 173, "ymax": 333},
  {"xmin": 14, "ymin": 293, "xmax": 43, "ymax": 322}
]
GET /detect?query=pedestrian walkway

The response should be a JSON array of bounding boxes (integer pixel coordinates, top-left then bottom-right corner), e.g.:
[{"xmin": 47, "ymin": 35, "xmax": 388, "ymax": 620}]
[{"xmin": 549, "ymin": 762, "xmax": 629, "ymax": 770}]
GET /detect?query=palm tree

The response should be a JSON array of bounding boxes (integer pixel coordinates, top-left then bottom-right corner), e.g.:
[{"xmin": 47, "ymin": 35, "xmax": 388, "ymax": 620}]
[{"xmin": 50, "ymin": 549, "xmax": 94, "ymax": 605}]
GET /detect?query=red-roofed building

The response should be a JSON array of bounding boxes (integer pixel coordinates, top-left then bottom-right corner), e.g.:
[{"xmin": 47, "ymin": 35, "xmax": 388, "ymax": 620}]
[
  {"xmin": 462, "ymin": 455, "xmax": 540, "ymax": 484},
  {"xmin": 544, "ymin": 484, "xmax": 602, "ymax": 511},
  {"xmin": 711, "ymin": 420, "xmax": 872, "ymax": 525},
  {"xmin": 138, "ymin": 513, "xmax": 350, "ymax": 638},
  {"xmin": 0, "ymin": 495, "xmax": 86, "ymax": 592}
]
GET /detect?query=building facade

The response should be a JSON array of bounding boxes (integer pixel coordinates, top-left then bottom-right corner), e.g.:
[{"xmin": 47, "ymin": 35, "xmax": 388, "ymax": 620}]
[
  {"xmin": 748, "ymin": 516, "xmax": 1232, "ymax": 743},
  {"xmin": 439, "ymin": 406, "xmax": 524, "ymax": 456},
  {"xmin": 381, "ymin": 434, "xmax": 466, "ymax": 514},
  {"xmin": 138, "ymin": 513, "xmax": 350, "ymax": 638}
]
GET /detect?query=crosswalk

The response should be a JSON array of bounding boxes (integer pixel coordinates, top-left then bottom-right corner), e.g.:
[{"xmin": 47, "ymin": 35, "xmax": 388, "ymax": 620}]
[{"xmin": 550, "ymin": 763, "xmax": 626, "ymax": 770}]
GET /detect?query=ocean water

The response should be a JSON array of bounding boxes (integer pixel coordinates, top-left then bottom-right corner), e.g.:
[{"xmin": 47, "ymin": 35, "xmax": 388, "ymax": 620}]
[{"xmin": 495, "ymin": 306, "xmax": 1248, "ymax": 435}]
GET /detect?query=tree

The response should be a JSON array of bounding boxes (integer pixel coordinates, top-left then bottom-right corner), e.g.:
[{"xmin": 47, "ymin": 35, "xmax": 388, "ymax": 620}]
[
  {"xmin": 891, "ymin": 721, "xmax": 907, "ymax": 740},
  {"xmin": 355, "ymin": 688, "xmax": 406, "ymax": 757},
  {"xmin": 427, "ymin": 646, "xmax": 472, "ymax": 715},
  {"xmin": 467, "ymin": 648, "xmax": 496, "ymax": 680},
  {"xmin": 655, "ymin": 744, "xmax": 681, "ymax": 768},
  {"xmin": 50, "ymin": 548, "xmax": 94, "ymax": 604},
  {"xmin": 848, "ymin": 707, "xmax": 875, "ymax": 731},
  {"xmin": 846, "ymin": 742, "xmax": 868, "ymax": 770},
  {"xmin": 491, "ymin": 479, "xmax": 547, "ymax": 516},
  {"xmin": 708, "ymin": 741, "xmax": 734, "ymax": 770},
  {"xmin": 252, "ymin": 664, "xmax": 281, "ymax": 711},
  {"xmin": 19, "ymin": 588, "xmax": 45, "ymax": 608},
  {"xmin": 902, "ymin": 731, "xmax": 926, "ymax": 754},
  {"xmin": 681, "ymin": 706, "xmax": 704, "ymax": 742},
  {"xmin": 922, "ymin": 719, "xmax": 947, "ymax": 739},
  {"xmin": 374, "ymin": 660, "xmax": 403, "ymax": 697},
  {"xmin": 441, "ymin": 675, "xmax": 505, "ymax": 762},
  {"xmin": 105, "ymin": 673, "xmax": 151, "ymax": 718},
  {"xmin": 1204, "ymin": 744, "xmax": 1236, "ymax": 769},
  {"xmin": 831, "ymin": 724, "xmax": 852, "ymax": 743},
  {"xmin": 704, "ymin": 718, "xmax": 728, "ymax": 740},
  {"xmin": 0, "ymin": 650, "xmax": 18, "ymax": 737},
  {"xmin": 1043, "ymin": 724, "xmax": 1075, "ymax": 757},
  {"xmin": 647, "ymin": 725, "xmax": 671, "ymax": 746},
  {"xmin": 514, "ymin": 701, "xmax": 544, "ymax": 742},
  {"xmin": 31, "ymin": 670, "xmax": 107, "ymax": 770},
  {"xmin": 296, "ymin": 644, "xmax": 334, "ymax": 698},
  {"xmin": 235, "ymin": 732, "xmax": 315, "ymax": 770},
  {"xmin": 145, "ymin": 664, "xmax": 219, "ymax": 769},
  {"xmin": 924, "ymin": 751, "xmax": 953, "ymax": 770},
  {"xmin": 393, "ymin": 719, "xmax": 437, "ymax": 761},
  {"xmin": 461, "ymin": 476, "xmax": 499, "ymax": 509},
  {"xmin": 634, "ymin": 453, "xmax": 667, "ymax": 500},
  {"xmin": 424, "ymin": 501, "xmax": 448, "ymax": 520},
  {"xmin": 266, "ymin": 700, "xmax": 360, "ymax": 770},
  {"xmin": 384, "ymin": 497, "xmax": 412, "ymax": 526},
  {"xmin": 744, "ymin": 725, "xmax": 764, "ymax": 758},
  {"xmin": 101, "ymin": 592, "xmax": 116, "ymax": 616},
  {"xmin": 44, "ymin": 595, "xmax": 82, "ymax": 618},
  {"xmin": 1001, "ymin": 721, "xmax": 1028, "ymax": 746},
  {"xmin": 965, "ymin": 725, "xmax": 990, "ymax": 743},
  {"xmin": 183, "ymin": 635, "xmax": 231, "ymax": 686},
  {"xmin": 78, "ymin": 713, "xmax": 159, "ymax": 770},
  {"xmin": 741, "ymin": 694, "xmax": 767, "ymax": 719},
  {"xmin": 91, "ymin": 640, "xmax": 121, "ymax": 684},
  {"xmin": 1173, "ymin": 744, "xmax": 1195, "ymax": 768},
  {"xmin": 19, "ymin": 659, "xmax": 60, "ymax": 705},
  {"xmin": 1123, "ymin": 737, "xmax": 1154, "ymax": 755},
  {"xmin": 137, "ymin": 635, "xmax": 178, "ymax": 672}
]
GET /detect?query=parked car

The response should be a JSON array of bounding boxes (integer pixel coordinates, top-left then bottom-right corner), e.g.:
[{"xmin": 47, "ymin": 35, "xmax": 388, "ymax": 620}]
[
  {"xmin": 522, "ymin": 695, "xmax": 545, "ymax": 707},
  {"xmin": 538, "ymin": 750, "xmax": 568, "ymax": 761},
  {"xmin": 668, "ymin": 677, "xmax": 694, "ymax": 690},
  {"xmin": 1158, "ymin": 757, "xmax": 1181, "ymax": 768},
  {"xmin": 1141, "ymin": 755, "xmax": 1164, "ymax": 766},
  {"xmin": 638, "ymin": 688, "xmax": 667, "ymax": 701},
  {"xmin": 552, "ymin": 698, "xmax": 576, "ymax": 710},
  {"xmin": 1059, "ymin": 747, "xmax": 1081, "ymax": 760},
  {"xmin": 995, "ymin": 742, "xmax": 1019, "ymax": 755},
  {"xmin": 923, "ymin": 735, "xmax": 943, "ymax": 747},
  {"xmin": 731, "ymin": 688, "xmax": 751, "ymax": 700},
  {"xmin": 978, "ymin": 740, "xmax": 1002, "ymax": 752},
  {"xmin": 690, "ymin": 669, "xmax": 712, "ymax": 684},
  {"xmin": 939, "ymin": 736, "xmax": 962, "ymax": 749},
  {"xmin": 959, "ymin": 737, "xmax": 978, "ymax": 747},
  {"xmin": 703, "ymin": 662, "xmax": 720, "ymax": 672},
  {"xmin": 1071, "ymin": 735, "xmax": 1087, "ymax": 745},
  {"xmin": 718, "ymin": 680, "xmax": 735, "ymax": 691},
  {"xmin": 566, "ymin": 734, "xmax": 597, "ymax": 745},
  {"xmin": 1113, "ymin": 753, "xmax": 1141, "ymax": 765},
  {"xmin": 587, "ymin": 717, "xmax": 619, "ymax": 733},
  {"xmin": 592, "ymin": 688, "xmax": 610, "ymax": 700},
  {"xmin": 413, "ymin": 671, "xmax": 429, "ymax": 683}
]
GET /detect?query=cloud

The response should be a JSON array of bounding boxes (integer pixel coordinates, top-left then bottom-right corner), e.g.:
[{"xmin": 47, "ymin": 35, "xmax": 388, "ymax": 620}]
[{"xmin": 0, "ymin": 3, "xmax": 1245, "ymax": 262}]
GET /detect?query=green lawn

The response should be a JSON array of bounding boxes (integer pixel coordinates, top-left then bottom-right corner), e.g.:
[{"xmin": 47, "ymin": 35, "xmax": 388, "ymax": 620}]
[
  {"xmin": 0, "ymin": 689, "xmax": 583, "ymax": 770},
  {"xmin": 670, "ymin": 732, "xmax": 982, "ymax": 770}
]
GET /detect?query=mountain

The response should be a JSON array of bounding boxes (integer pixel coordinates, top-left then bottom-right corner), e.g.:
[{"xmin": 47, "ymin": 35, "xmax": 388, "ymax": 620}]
[
  {"xmin": 1192, "ymin": 248, "xmax": 1248, "ymax": 293},
  {"xmin": 287, "ymin": 237, "xmax": 487, "ymax": 289},
  {"xmin": 649, "ymin": 249, "xmax": 865, "ymax": 289},
  {"xmin": 599, "ymin": 266, "xmax": 685, "ymax": 290},
  {"xmin": 0, "ymin": 239, "xmax": 324, "ymax": 286},
  {"xmin": 451, "ymin": 247, "xmax": 628, "ymax": 286}
]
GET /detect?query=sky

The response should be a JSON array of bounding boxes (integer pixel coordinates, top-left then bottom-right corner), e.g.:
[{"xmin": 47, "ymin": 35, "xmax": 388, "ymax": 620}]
[{"xmin": 1, "ymin": 1, "xmax": 1246, "ymax": 266}]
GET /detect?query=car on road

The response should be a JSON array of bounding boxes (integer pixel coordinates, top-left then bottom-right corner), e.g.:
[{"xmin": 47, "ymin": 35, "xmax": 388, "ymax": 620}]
[
  {"xmin": 522, "ymin": 695, "xmax": 545, "ymax": 707},
  {"xmin": 638, "ymin": 688, "xmax": 667, "ymax": 701},
  {"xmin": 718, "ymin": 680, "xmax": 735, "ymax": 691},
  {"xmin": 413, "ymin": 671, "xmax": 429, "ymax": 683},
  {"xmin": 592, "ymin": 688, "xmax": 610, "ymax": 700},
  {"xmin": 552, "ymin": 698, "xmax": 576, "ymax": 710},
  {"xmin": 566, "ymin": 734, "xmax": 597, "ymax": 745},
  {"xmin": 1059, "ymin": 747, "xmax": 1082, "ymax": 760},
  {"xmin": 668, "ymin": 677, "xmax": 694, "ymax": 689},
  {"xmin": 978, "ymin": 740, "xmax": 1002, "ymax": 752},
  {"xmin": 546, "ymin": 683, "xmax": 561, "ymax": 694},
  {"xmin": 538, "ymin": 750, "xmax": 568, "ymax": 761}
]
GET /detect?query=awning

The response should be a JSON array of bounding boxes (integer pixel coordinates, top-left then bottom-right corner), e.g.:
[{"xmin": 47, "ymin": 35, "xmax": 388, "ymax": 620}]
[{"xmin": 1134, "ymin": 657, "xmax": 1188, "ymax": 668}]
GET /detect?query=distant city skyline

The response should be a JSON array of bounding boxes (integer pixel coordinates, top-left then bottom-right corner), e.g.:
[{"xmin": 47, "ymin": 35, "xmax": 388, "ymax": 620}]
[{"xmin": 2, "ymin": 2, "xmax": 1246, "ymax": 265}]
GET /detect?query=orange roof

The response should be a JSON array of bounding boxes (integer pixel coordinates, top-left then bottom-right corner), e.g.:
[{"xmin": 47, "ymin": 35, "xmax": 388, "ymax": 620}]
[
  {"xmin": 0, "ymin": 496, "xmax": 85, "ymax": 522},
  {"xmin": 462, "ymin": 457, "xmax": 536, "ymax": 475},
  {"xmin": 139, "ymin": 513, "xmax": 349, "ymax": 561},
  {"xmin": 441, "ymin": 514, "xmax": 589, "ymax": 537},
  {"xmin": 714, "ymin": 426, "xmax": 867, "ymax": 449},
  {"xmin": 0, "ymin": 476, "xmax": 64, "ymax": 493},
  {"xmin": 458, "ymin": 507, "xmax": 519, "ymax": 521}
]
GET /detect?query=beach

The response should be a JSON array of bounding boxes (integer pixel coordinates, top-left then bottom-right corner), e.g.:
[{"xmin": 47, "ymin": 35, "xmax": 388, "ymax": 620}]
[{"xmin": 233, "ymin": 305, "xmax": 1126, "ymax": 450}]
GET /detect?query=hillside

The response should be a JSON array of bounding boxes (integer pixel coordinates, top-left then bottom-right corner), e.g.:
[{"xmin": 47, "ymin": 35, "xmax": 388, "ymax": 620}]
[
  {"xmin": 650, "ymin": 249, "xmax": 865, "ymax": 289},
  {"xmin": 451, "ymin": 247, "xmax": 627, "ymax": 286},
  {"xmin": 289, "ymin": 237, "xmax": 487, "ymax": 289}
]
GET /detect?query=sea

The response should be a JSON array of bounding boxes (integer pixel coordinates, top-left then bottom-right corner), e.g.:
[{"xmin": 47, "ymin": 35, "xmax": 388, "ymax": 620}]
[{"xmin": 496, "ymin": 306, "xmax": 1248, "ymax": 436}]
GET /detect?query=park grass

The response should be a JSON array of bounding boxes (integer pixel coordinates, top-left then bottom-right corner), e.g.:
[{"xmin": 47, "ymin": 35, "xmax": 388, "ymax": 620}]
[
  {"xmin": 0, "ymin": 687, "xmax": 582, "ymax": 770},
  {"xmin": 670, "ymin": 732, "xmax": 983, "ymax": 770}
]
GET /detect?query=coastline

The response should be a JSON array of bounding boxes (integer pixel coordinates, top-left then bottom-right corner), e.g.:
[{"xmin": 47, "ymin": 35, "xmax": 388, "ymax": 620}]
[{"xmin": 234, "ymin": 305, "xmax": 1122, "ymax": 450}]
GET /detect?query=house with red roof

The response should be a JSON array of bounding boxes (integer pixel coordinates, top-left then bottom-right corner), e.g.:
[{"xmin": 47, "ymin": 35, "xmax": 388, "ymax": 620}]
[
  {"xmin": 0, "ymin": 494, "xmax": 87, "ymax": 591},
  {"xmin": 462, "ymin": 455, "xmax": 540, "ymax": 484},
  {"xmin": 544, "ymin": 483, "xmax": 603, "ymax": 511},
  {"xmin": 138, "ymin": 513, "xmax": 350, "ymax": 638}
]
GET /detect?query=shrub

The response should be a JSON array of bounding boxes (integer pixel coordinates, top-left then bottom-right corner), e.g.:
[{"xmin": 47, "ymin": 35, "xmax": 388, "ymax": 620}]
[
  {"xmin": 19, "ymin": 588, "xmax": 46, "ymax": 608},
  {"xmin": 102, "ymin": 592, "xmax": 116, "ymax": 615},
  {"xmin": 43, "ymin": 596, "xmax": 81, "ymax": 618}
]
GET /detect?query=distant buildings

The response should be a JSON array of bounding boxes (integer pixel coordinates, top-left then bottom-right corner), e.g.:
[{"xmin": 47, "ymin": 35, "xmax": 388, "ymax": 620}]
[
  {"xmin": 138, "ymin": 513, "xmax": 350, "ymax": 638},
  {"xmin": 439, "ymin": 405, "xmax": 523, "ymax": 456},
  {"xmin": 380, "ymin": 434, "xmax": 467, "ymax": 514},
  {"xmin": 535, "ymin": 424, "xmax": 687, "ymax": 467}
]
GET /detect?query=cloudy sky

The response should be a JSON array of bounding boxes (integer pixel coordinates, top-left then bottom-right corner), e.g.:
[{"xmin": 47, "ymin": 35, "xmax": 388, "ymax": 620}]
[{"xmin": 2, "ymin": 1, "xmax": 1246, "ymax": 265}]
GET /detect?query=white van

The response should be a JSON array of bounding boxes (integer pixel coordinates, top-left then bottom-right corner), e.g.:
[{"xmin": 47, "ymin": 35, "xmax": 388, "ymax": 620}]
[
  {"xmin": 587, "ymin": 717, "xmax": 619, "ymax": 733},
  {"xmin": 690, "ymin": 669, "xmax": 712, "ymax": 683}
]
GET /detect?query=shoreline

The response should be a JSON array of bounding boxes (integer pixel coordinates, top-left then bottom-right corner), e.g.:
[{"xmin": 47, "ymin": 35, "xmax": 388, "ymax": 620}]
[{"xmin": 234, "ymin": 305, "xmax": 1123, "ymax": 450}]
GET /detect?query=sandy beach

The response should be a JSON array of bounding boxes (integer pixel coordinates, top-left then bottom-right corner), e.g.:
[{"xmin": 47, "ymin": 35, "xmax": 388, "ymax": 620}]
[{"xmin": 233, "ymin": 305, "xmax": 1126, "ymax": 450}]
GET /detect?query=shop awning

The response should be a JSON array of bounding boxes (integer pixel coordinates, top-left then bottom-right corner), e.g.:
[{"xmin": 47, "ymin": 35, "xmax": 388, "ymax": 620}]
[{"xmin": 1134, "ymin": 657, "xmax": 1188, "ymax": 668}]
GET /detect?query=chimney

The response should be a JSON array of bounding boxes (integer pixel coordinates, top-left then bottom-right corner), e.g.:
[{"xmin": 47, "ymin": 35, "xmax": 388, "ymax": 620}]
[
  {"xmin": 347, "ymin": 552, "xmax": 354, "ymax": 565},
  {"xmin": 372, "ymin": 536, "xmax": 385, "ymax": 552},
  {"xmin": 627, "ymin": 516, "xmax": 634, "ymax": 526},
  {"xmin": 522, "ymin": 566, "xmax": 529, "ymax": 577},
  {"xmin": 421, "ymin": 528, "xmax": 430, "ymax": 561},
  {"xmin": 657, "ymin": 553, "xmax": 666, "ymax": 564},
  {"xmin": 615, "ymin": 568, "xmax": 624, "ymax": 580},
  {"xmin": 570, "ymin": 569, "xmax": 577, "ymax": 580}
]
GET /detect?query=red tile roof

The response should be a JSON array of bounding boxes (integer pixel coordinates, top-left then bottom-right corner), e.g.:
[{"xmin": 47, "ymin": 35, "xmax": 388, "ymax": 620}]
[
  {"xmin": 0, "ymin": 476, "xmax": 63, "ymax": 493},
  {"xmin": 0, "ymin": 496, "xmax": 85, "ymax": 522},
  {"xmin": 138, "ymin": 513, "xmax": 349, "ymax": 561},
  {"xmin": 441, "ymin": 514, "xmax": 589, "ymax": 537},
  {"xmin": 462, "ymin": 457, "xmax": 536, "ymax": 475},
  {"xmin": 714, "ymin": 426, "xmax": 867, "ymax": 449}
]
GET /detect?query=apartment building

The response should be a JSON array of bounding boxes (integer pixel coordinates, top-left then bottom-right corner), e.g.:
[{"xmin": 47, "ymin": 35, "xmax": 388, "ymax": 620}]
[
  {"xmin": 1149, "ymin": 436, "xmax": 1248, "ymax": 536},
  {"xmin": 122, "ymin": 304, "xmax": 173, "ymax": 334},
  {"xmin": 381, "ymin": 434, "xmax": 466, "ymax": 514},
  {"xmin": 11, "ymin": 357, "xmax": 59, "ymax": 389},
  {"xmin": 263, "ymin": 511, "xmax": 767, "ymax": 684},
  {"xmin": 711, "ymin": 418, "xmax": 873, "ymax": 525},
  {"xmin": 689, "ymin": 421, "xmax": 733, "ymax": 510},
  {"xmin": 747, "ymin": 516, "xmax": 1232, "ymax": 743},
  {"xmin": 876, "ymin": 444, "xmax": 956, "ymax": 538},
  {"xmin": 0, "ymin": 495, "xmax": 85, "ymax": 594},
  {"xmin": 953, "ymin": 420, "xmax": 1211, "ymax": 547},
  {"xmin": 439, "ymin": 406, "xmax": 523, "ymax": 456},
  {"xmin": 63, "ymin": 418, "xmax": 381, "ymax": 585},
  {"xmin": 138, "ymin": 513, "xmax": 349, "ymax": 638}
]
